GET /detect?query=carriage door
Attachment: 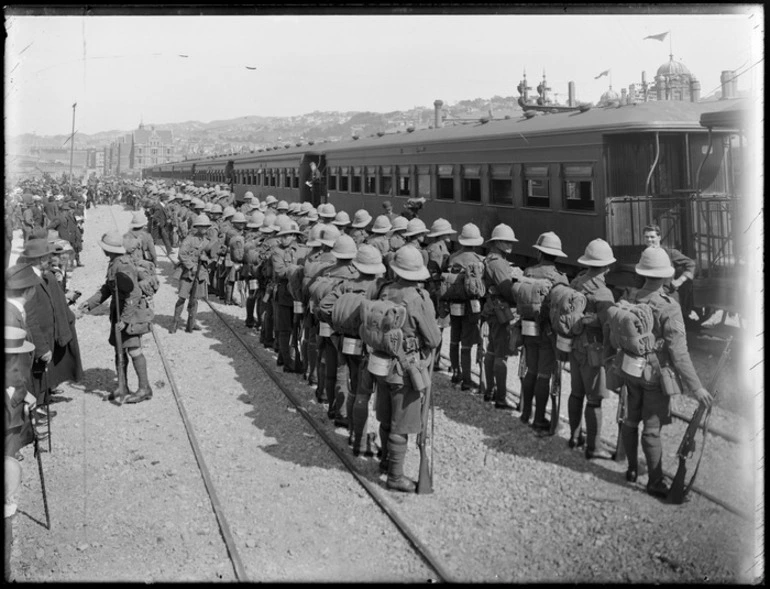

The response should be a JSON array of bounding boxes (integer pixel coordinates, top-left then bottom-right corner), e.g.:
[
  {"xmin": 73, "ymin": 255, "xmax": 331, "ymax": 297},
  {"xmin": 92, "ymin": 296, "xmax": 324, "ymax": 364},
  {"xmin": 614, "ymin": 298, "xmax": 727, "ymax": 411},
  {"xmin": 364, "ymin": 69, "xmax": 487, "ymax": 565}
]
[{"xmin": 299, "ymin": 153, "xmax": 325, "ymax": 207}]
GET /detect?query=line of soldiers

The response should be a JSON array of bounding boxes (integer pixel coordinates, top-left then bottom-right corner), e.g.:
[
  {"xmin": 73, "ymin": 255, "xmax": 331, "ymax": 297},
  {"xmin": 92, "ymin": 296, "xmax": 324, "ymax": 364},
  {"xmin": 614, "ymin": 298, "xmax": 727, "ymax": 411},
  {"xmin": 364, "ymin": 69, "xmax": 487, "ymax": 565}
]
[{"xmin": 135, "ymin": 180, "xmax": 712, "ymax": 499}]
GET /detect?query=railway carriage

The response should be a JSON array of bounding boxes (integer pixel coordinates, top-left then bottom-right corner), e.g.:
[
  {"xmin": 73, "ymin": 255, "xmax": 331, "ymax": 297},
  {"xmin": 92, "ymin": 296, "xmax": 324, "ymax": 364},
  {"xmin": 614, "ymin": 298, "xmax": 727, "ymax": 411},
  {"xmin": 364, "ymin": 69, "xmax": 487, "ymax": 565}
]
[{"xmin": 144, "ymin": 98, "xmax": 745, "ymax": 317}]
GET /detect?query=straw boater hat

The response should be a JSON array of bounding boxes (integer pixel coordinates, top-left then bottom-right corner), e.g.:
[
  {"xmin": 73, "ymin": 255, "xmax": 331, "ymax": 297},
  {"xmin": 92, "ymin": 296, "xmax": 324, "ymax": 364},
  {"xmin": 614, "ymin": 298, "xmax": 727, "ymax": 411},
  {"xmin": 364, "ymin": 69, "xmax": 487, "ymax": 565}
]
[
  {"xmin": 390, "ymin": 245, "xmax": 430, "ymax": 281},
  {"xmin": 98, "ymin": 231, "xmax": 127, "ymax": 254},
  {"xmin": 426, "ymin": 218, "xmax": 456, "ymax": 238},
  {"xmin": 6, "ymin": 325, "xmax": 35, "ymax": 354},
  {"xmin": 532, "ymin": 231, "xmax": 567, "ymax": 258},
  {"xmin": 457, "ymin": 223, "xmax": 484, "ymax": 247}
]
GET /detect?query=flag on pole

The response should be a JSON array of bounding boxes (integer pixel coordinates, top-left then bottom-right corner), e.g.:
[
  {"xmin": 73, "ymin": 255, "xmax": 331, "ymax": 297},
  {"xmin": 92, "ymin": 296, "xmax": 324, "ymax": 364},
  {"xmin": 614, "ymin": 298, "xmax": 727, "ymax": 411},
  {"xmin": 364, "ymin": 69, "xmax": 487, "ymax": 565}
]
[
  {"xmin": 644, "ymin": 31, "xmax": 669, "ymax": 42},
  {"xmin": 594, "ymin": 69, "xmax": 610, "ymax": 79}
]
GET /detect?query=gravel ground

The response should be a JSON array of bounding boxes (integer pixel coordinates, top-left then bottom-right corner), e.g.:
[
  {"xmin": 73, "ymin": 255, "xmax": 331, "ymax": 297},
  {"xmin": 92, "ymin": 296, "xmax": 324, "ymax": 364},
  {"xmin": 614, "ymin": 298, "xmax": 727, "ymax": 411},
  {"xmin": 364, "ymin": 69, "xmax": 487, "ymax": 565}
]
[{"xmin": 7, "ymin": 204, "xmax": 763, "ymax": 583}]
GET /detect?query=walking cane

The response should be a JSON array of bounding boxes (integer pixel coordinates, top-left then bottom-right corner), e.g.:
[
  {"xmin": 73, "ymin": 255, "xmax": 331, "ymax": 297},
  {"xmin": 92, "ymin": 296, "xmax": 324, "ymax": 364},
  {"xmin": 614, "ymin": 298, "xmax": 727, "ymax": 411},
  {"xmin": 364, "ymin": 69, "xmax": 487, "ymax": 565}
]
[{"xmin": 33, "ymin": 416, "xmax": 51, "ymax": 530}]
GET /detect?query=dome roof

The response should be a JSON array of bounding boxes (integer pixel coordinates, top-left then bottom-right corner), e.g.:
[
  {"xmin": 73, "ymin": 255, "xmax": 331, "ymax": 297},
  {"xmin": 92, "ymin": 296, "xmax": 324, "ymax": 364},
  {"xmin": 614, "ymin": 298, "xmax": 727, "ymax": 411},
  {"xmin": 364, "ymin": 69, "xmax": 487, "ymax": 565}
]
[
  {"xmin": 599, "ymin": 88, "xmax": 620, "ymax": 104},
  {"xmin": 657, "ymin": 56, "xmax": 692, "ymax": 78}
]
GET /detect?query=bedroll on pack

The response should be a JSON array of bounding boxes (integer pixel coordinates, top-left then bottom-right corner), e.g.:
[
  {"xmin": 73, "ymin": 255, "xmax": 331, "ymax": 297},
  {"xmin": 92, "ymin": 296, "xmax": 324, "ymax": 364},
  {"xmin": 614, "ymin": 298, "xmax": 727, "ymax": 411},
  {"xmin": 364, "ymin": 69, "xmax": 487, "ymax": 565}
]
[
  {"xmin": 330, "ymin": 291, "xmax": 366, "ymax": 337},
  {"xmin": 308, "ymin": 275, "xmax": 342, "ymax": 314},
  {"xmin": 286, "ymin": 264, "xmax": 305, "ymax": 300},
  {"xmin": 135, "ymin": 260, "xmax": 160, "ymax": 295},
  {"xmin": 440, "ymin": 261, "xmax": 486, "ymax": 301},
  {"xmin": 359, "ymin": 298, "xmax": 408, "ymax": 357},
  {"xmin": 302, "ymin": 260, "xmax": 332, "ymax": 301},
  {"xmin": 606, "ymin": 300, "xmax": 656, "ymax": 357},
  {"xmin": 548, "ymin": 283, "xmax": 587, "ymax": 337},
  {"xmin": 512, "ymin": 277, "xmax": 553, "ymax": 320}
]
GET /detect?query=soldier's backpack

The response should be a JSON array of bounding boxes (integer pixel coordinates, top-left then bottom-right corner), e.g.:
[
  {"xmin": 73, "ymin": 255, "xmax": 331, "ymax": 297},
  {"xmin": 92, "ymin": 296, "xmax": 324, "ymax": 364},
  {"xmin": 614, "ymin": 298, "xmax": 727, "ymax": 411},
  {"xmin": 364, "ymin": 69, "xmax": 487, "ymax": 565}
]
[
  {"xmin": 302, "ymin": 260, "xmax": 333, "ymax": 302},
  {"xmin": 329, "ymin": 291, "xmax": 366, "ymax": 337},
  {"xmin": 286, "ymin": 264, "xmax": 305, "ymax": 301},
  {"xmin": 512, "ymin": 277, "xmax": 553, "ymax": 320},
  {"xmin": 359, "ymin": 298, "xmax": 408, "ymax": 357},
  {"xmin": 135, "ymin": 260, "xmax": 160, "ymax": 296},
  {"xmin": 548, "ymin": 283, "xmax": 587, "ymax": 337},
  {"xmin": 441, "ymin": 260, "xmax": 487, "ymax": 301},
  {"xmin": 606, "ymin": 300, "xmax": 656, "ymax": 357},
  {"xmin": 308, "ymin": 275, "xmax": 343, "ymax": 314}
]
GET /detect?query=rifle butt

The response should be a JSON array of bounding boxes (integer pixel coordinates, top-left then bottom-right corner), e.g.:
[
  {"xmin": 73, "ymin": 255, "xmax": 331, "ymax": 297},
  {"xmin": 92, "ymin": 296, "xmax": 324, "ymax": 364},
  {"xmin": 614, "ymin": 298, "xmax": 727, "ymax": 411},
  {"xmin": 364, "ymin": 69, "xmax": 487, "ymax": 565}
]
[
  {"xmin": 667, "ymin": 467, "xmax": 688, "ymax": 504},
  {"xmin": 614, "ymin": 425, "xmax": 627, "ymax": 462},
  {"xmin": 416, "ymin": 439, "xmax": 433, "ymax": 495}
]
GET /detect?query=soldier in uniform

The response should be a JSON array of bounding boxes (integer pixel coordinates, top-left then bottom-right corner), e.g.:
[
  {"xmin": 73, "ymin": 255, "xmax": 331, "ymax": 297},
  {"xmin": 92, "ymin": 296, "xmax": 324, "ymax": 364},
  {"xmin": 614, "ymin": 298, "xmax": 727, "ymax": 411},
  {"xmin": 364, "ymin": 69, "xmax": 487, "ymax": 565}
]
[
  {"xmin": 425, "ymin": 219, "xmax": 455, "ymax": 371},
  {"xmin": 296, "ymin": 202, "xmax": 313, "ymax": 231},
  {"xmin": 269, "ymin": 218, "xmax": 305, "ymax": 372},
  {"xmin": 79, "ymin": 231, "xmax": 152, "ymax": 403},
  {"xmin": 171, "ymin": 215, "xmax": 218, "ymax": 334},
  {"xmin": 481, "ymin": 224, "xmax": 521, "ymax": 407},
  {"xmin": 126, "ymin": 211, "xmax": 158, "ymax": 266},
  {"xmin": 223, "ymin": 212, "xmax": 248, "ymax": 305},
  {"xmin": 447, "ymin": 223, "xmax": 485, "ymax": 391},
  {"xmin": 256, "ymin": 214, "xmax": 279, "ymax": 350},
  {"xmin": 349, "ymin": 209, "xmax": 373, "ymax": 246},
  {"xmin": 567, "ymin": 239, "xmax": 617, "ymax": 458},
  {"xmin": 332, "ymin": 210, "xmax": 352, "ymax": 235},
  {"xmin": 243, "ymin": 211, "xmax": 266, "ymax": 329},
  {"xmin": 520, "ymin": 232, "xmax": 569, "ymax": 433},
  {"xmin": 387, "ymin": 216, "xmax": 408, "ymax": 253},
  {"xmin": 617, "ymin": 247, "xmax": 713, "ymax": 498},
  {"xmin": 316, "ymin": 202, "xmax": 337, "ymax": 224},
  {"xmin": 374, "ymin": 245, "xmax": 442, "ymax": 492},
  {"xmin": 365, "ymin": 215, "xmax": 393, "ymax": 257},
  {"xmin": 264, "ymin": 195, "xmax": 279, "ymax": 215}
]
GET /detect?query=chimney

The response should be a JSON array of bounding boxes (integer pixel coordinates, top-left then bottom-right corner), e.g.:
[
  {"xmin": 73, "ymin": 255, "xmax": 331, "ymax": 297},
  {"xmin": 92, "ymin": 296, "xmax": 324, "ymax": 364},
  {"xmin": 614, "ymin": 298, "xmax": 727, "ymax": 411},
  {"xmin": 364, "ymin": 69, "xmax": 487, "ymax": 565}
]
[
  {"xmin": 434, "ymin": 100, "xmax": 443, "ymax": 129},
  {"xmin": 690, "ymin": 77, "xmax": 701, "ymax": 102},
  {"xmin": 620, "ymin": 88, "xmax": 627, "ymax": 105},
  {"xmin": 720, "ymin": 71, "xmax": 735, "ymax": 100},
  {"xmin": 568, "ymin": 81, "xmax": 575, "ymax": 107}
]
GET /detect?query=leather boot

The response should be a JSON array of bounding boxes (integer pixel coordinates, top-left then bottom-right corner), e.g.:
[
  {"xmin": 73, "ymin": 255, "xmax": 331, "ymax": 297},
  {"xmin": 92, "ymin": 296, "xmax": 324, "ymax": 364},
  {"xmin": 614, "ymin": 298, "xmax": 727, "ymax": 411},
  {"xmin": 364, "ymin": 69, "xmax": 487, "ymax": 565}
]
[
  {"xmin": 351, "ymin": 392, "xmax": 370, "ymax": 456},
  {"xmin": 386, "ymin": 433, "xmax": 415, "ymax": 493},
  {"xmin": 125, "ymin": 354, "xmax": 153, "ymax": 404},
  {"xmin": 567, "ymin": 394, "xmax": 585, "ymax": 448},
  {"xmin": 245, "ymin": 296, "xmax": 257, "ymax": 327},
  {"xmin": 584, "ymin": 403, "xmax": 613, "ymax": 459},
  {"xmin": 109, "ymin": 354, "xmax": 131, "ymax": 400},
  {"xmin": 642, "ymin": 420, "xmax": 665, "ymax": 492},
  {"xmin": 185, "ymin": 300, "xmax": 200, "ymax": 332},
  {"xmin": 493, "ymin": 358, "xmax": 514, "ymax": 408},
  {"xmin": 483, "ymin": 352, "xmax": 495, "ymax": 402},
  {"xmin": 449, "ymin": 342, "xmax": 460, "ymax": 382},
  {"xmin": 278, "ymin": 332, "xmax": 297, "ymax": 372},
  {"xmin": 379, "ymin": 425, "xmax": 390, "ymax": 473},
  {"xmin": 170, "ymin": 299, "xmax": 184, "ymax": 334},
  {"xmin": 532, "ymin": 376, "xmax": 551, "ymax": 431},
  {"xmin": 224, "ymin": 283, "xmax": 234, "ymax": 305},
  {"xmin": 460, "ymin": 347, "xmax": 477, "ymax": 390},
  {"xmin": 519, "ymin": 372, "xmax": 536, "ymax": 423},
  {"xmin": 621, "ymin": 424, "xmax": 639, "ymax": 482}
]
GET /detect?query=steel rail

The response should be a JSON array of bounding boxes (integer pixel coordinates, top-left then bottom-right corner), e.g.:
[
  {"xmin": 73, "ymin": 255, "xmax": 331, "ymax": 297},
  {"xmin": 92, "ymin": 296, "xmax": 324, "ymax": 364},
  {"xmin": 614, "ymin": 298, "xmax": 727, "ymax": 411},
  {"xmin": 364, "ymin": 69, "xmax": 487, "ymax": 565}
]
[
  {"xmin": 441, "ymin": 353, "xmax": 751, "ymax": 522},
  {"xmin": 440, "ymin": 352, "xmax": 741, "ymax": 444},
  {"xmin": 204, "ymin": 299, "xmax": 454, "ymax": 584},
  {"xmin": 150, "ymin": 324, "xmax": 249, "ymax": 582}
]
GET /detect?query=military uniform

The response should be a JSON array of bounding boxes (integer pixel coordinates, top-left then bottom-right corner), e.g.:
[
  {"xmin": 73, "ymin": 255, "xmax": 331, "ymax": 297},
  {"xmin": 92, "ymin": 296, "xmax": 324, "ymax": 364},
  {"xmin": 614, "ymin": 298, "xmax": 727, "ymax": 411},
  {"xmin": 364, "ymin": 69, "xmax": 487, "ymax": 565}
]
[
  {"xmin": 365, "ymin": 233, "xmax": 391, "ymax": 257},
  {"xmin": 174, "ymin": 232, "xmax": 217, "ymax": 332},
  {"xmin": 128, "ymin": 227, "xmax": 158, "ymax": 266},
  {"xmin": 270, "ymin": 239, "xmax": 304, "ymax": 370}
]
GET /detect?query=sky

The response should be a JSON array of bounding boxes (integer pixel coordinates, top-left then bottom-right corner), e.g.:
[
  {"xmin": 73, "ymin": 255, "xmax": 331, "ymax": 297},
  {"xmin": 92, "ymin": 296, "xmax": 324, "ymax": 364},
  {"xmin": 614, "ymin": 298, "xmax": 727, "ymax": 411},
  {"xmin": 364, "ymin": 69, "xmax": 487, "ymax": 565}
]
[{"xmin": 4, "ymin": 6, "xmax": 764, "ymax": 138}]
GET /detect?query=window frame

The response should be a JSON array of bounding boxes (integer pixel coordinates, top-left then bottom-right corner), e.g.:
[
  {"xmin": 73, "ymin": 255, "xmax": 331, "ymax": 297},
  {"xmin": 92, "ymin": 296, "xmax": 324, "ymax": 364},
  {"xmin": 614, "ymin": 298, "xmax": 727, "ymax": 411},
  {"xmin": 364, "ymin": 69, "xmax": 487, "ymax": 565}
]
[
  {"xmin": 522, "ymin": 163, "xmax": 551, "ymax": 208},
  {"xmin": 561, "ymin": 163, "xmax": 595, "ymax": 212}
]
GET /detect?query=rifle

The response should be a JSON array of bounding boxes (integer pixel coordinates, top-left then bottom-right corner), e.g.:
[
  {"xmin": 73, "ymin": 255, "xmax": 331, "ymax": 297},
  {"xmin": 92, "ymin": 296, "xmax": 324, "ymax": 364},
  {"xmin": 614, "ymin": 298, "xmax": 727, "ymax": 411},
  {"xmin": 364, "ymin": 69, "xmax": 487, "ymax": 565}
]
[
  {"xmin": 614, "ymin": 385, "xmax": 628, "ymax": 462},
  {"xmin": 516, "ymin": 345, "xmax": 527, "ymax": 411},
  {"xmin": 186, "ymin": 248, "xmax": 205, "ymax": 332},
  {"xmin": 668, "ymin": 337, "xmax": 732, "ymax": 505},
  {"xmin": 417, "ymin": 350, "xmax": 435, "ymax": 495},
  {"xmin": 114, "ymin": 282, "xmax": 127, "ymax": 405},
  {"xmin": 549, "ymin": 359, "xmax": 564, "ymax": 435},
  {"xmin": 33, "ymin": 418, "xmax": 51, "ymax": 530},
  {"xmin": 477, "ymin": 322, "xmax": 487, "ymax": 398}
]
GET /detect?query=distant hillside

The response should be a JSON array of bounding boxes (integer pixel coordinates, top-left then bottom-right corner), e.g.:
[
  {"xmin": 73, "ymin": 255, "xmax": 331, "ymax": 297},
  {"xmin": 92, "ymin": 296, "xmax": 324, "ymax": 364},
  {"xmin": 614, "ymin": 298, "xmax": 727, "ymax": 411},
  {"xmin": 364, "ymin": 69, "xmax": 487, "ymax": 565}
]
[{"xmin": 10, "ymin": 96, "xmax": 524, "ymax": 156}]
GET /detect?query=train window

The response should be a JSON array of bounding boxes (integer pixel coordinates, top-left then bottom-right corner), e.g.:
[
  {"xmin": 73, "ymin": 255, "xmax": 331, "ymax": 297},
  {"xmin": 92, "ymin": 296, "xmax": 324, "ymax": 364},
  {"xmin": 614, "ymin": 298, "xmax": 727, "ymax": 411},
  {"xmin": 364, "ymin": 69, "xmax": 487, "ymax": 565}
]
[
  {"xmin": 562, "ymin": 164, "xmax": 594, "ymax": 211},
  {"xmin": 380, "ymin": 166, "xmax": 393, "ymax": 196},
  {"xmin": 328, "ymin": 167, "xmax": 338, "ymax": 191},
  {"xmin": 340, "ymin": 167, "xmax": 350, "ymax": 192},
  {"xmin": 490, "ymin": 165, "xmax": 513, "ymax": 205},
  {"xmin": 461, "ymin": 165, "xmax": 481, "ymax": 202},
  {"xmin": 397, "ymin": 165, "xmax": 412, "ymax": 196},
  {"xmin": 293, "ymin": 171, "xmax": 299, "ymax": 189},
  {"xmin": 284, "ymin": 170, "xmax": 291, "ymax": 188},
  {"xmin": 365, "ymin": 167, "xmax": 377, "ymax": 194},
  {"xmin": 270, "ymin": 171, "xmax": 277, "ymax": 187},
  {"xmin": 523, "ymin": 164, "xmax": 550, "ymax": 208},
  {"xmin": 352, "ymin": 166, "xmax": 362, "ymax": 193},
  {"xmin": 417, "ymin": 165, "xmax": 432, "ymax": 199},
  {"xmin": 437, "ymin": 165, "xmax": 454, "ymax": 200}
]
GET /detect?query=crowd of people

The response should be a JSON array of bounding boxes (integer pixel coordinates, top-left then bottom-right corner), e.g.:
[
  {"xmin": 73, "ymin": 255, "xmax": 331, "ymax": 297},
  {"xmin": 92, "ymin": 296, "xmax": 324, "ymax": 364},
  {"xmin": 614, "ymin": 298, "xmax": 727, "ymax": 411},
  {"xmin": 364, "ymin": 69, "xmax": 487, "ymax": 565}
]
[{"xmin": 4, "ymin": 174, "xmax": 712, "ymax": 579}]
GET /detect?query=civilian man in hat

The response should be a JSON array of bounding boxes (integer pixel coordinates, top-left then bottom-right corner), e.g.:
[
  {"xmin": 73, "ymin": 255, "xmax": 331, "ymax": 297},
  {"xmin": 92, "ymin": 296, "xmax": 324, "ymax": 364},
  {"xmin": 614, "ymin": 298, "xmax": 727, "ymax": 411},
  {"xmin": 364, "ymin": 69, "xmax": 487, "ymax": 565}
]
[
  {"xmin": 43, "ymin": 195, "xmax": 60, "ymax": 226},
  {"xmin": 616, "ymin": 247, "xmax": 712, "ymax": 498},
  {"xmin": 481, "ymin": 224, "xmax": 522, "ymax": 408},
  {"xmin": 519, "ymin": 231, "xmax": 569, "ymax": 433},
  {"xmin": 566, "ymin": 239, "xmax": 617, "ymax": 459},
  {"xmin": 149, "ymin": 191, "xmax": 174, "ymax": 258},
  {"xmin": 5, "ymin": 326, "xmax": 38, "ymax": 466},
  {"xmin": 374, "ymin": 245, "xmax": 442, "ymax": 492},
  {"xmin": 80, "ymin": 231, "xmax": 151, "ymax": 402},
  {"xmin": 47, "ymin": 200, "xmax": 84, "ymax": 267},
  {"xmin": 5, "ymin": 264, "xmax": 42, "ymax": 399},
  {"xmin": 382, "ymin": 200, "xmax": 397, "ymax": 224}
]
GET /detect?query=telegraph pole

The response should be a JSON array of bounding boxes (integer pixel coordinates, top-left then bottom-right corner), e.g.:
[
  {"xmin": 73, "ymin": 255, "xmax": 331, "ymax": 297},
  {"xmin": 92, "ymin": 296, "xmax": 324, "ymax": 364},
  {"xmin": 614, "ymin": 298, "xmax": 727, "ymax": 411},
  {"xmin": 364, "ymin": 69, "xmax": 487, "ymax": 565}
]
[{"xmin": 69, "ymin": 102, "xmax": 77, "ymax": 189}]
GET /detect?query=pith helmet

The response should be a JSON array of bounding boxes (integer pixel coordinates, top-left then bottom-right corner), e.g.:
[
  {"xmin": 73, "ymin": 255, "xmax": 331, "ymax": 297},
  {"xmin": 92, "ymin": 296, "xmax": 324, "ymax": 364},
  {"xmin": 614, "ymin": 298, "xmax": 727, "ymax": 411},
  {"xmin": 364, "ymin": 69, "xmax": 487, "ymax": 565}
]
[
  {"xmin": 306, "ymin": 223, "xmax": 325, "ymax": 247},
  {"xmin": 299, "ymin": 201, "xmax": 313, "ymax": 215},
  {"xmin": 403, "ymin": 218, "xmax": 429, "ymax": 238},
  {"xmin": 98, "ymin": 231, "xmax": 127, "ymax": 253},
  {"xmin": 276, "ymin": 200, "xmax": 289, "ymax": 212},
  {"xmin": 332, "ymin": 211, "xmax": 351, "ymax": 227},
  {"xmin": 231, "ymin": 212, "xmax": 247, "ymax": 224},
  {"xmin": 331, "ymin": 234, "xmax": 357, "ymax": 259},
  {"xmin": 264, "ymin": 195, "xmax": 278, "ymax": 206},
  {"xmin": 129, "ymin": 212, "xmax": 148, "ymax": 229},
  {"xmin": 635, "ymin": 247, "xmax": 674, "ymax": 278},
  {"xmin": 260, "ymin": 214, "xmax": 278, "ymax": 233},
  {"xmin": 276, "ymin": 219, "xmax": 302, "ymax": 237},
  {"xmin": 352, "ymin": 244, "xmax": 386, "ymax": 275},
  {"xmin": 458, "ymin": 223, "xmax": 484, "ymax": 247},
  {"xmin": 247, "ymin": 211, "xmax": 265, "ymax": 229},
  {"xmin": 210, "ymin": 204, "xmax": 223, "ymax": 215},
  {"xmin": 318, "ymin": 224, "xmax": 342, "ymax": 248},
  {"xmin": 370, "ymin": 215, "xmax": 392, "ymax": 234},
  {"xmin": 578, "ymin": 238, "xmax": 616, "ymax": 267},
  {"xmin": 391, "ymin": 216, "xmax": 408, "ymax": 233},
  {"xmin": 351, "ymin": 209, "xmax": 373, "ymax": 228},
  {"xmin": 317, "ymin": 203, "xmax": 337, "ymax": 219},
  {"xmin": 193, "ymin": 214, "xmax": 212, "ymax": 227},
  {"xmin": 244, "ymin": 191, "xmax": 254, "ymax": 200},
  {"xmin": 426, "ymin": 218, "xmax": 456, "ymax": 238},
  {"xmin": 203, "ymin": 202, "xmax": 213, "ymax": 213},
  {"xmin": 306, "ymin": 207, "xmax": 319, "ymax": 222},
  {"xmin": 192, "ymin": 198, "xmax": 205, "ymax": 209},
  {"xmin": 532, "ymin": 231, "xmax": 566, "ymax": 258},
  {"xmin": 288, "ymin": 202, "xmax": 300, "ymax": 214},
  {"xmin": 222, "ymin": 206, "xmax": 236, "ymax": 220},
  {"xmin": 390, "ymin": 245, "xmax": 430, "ymax": 281},
  {"xmin": 486, "ymin": 224, "xmax": 518, "ymax": 244}
]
